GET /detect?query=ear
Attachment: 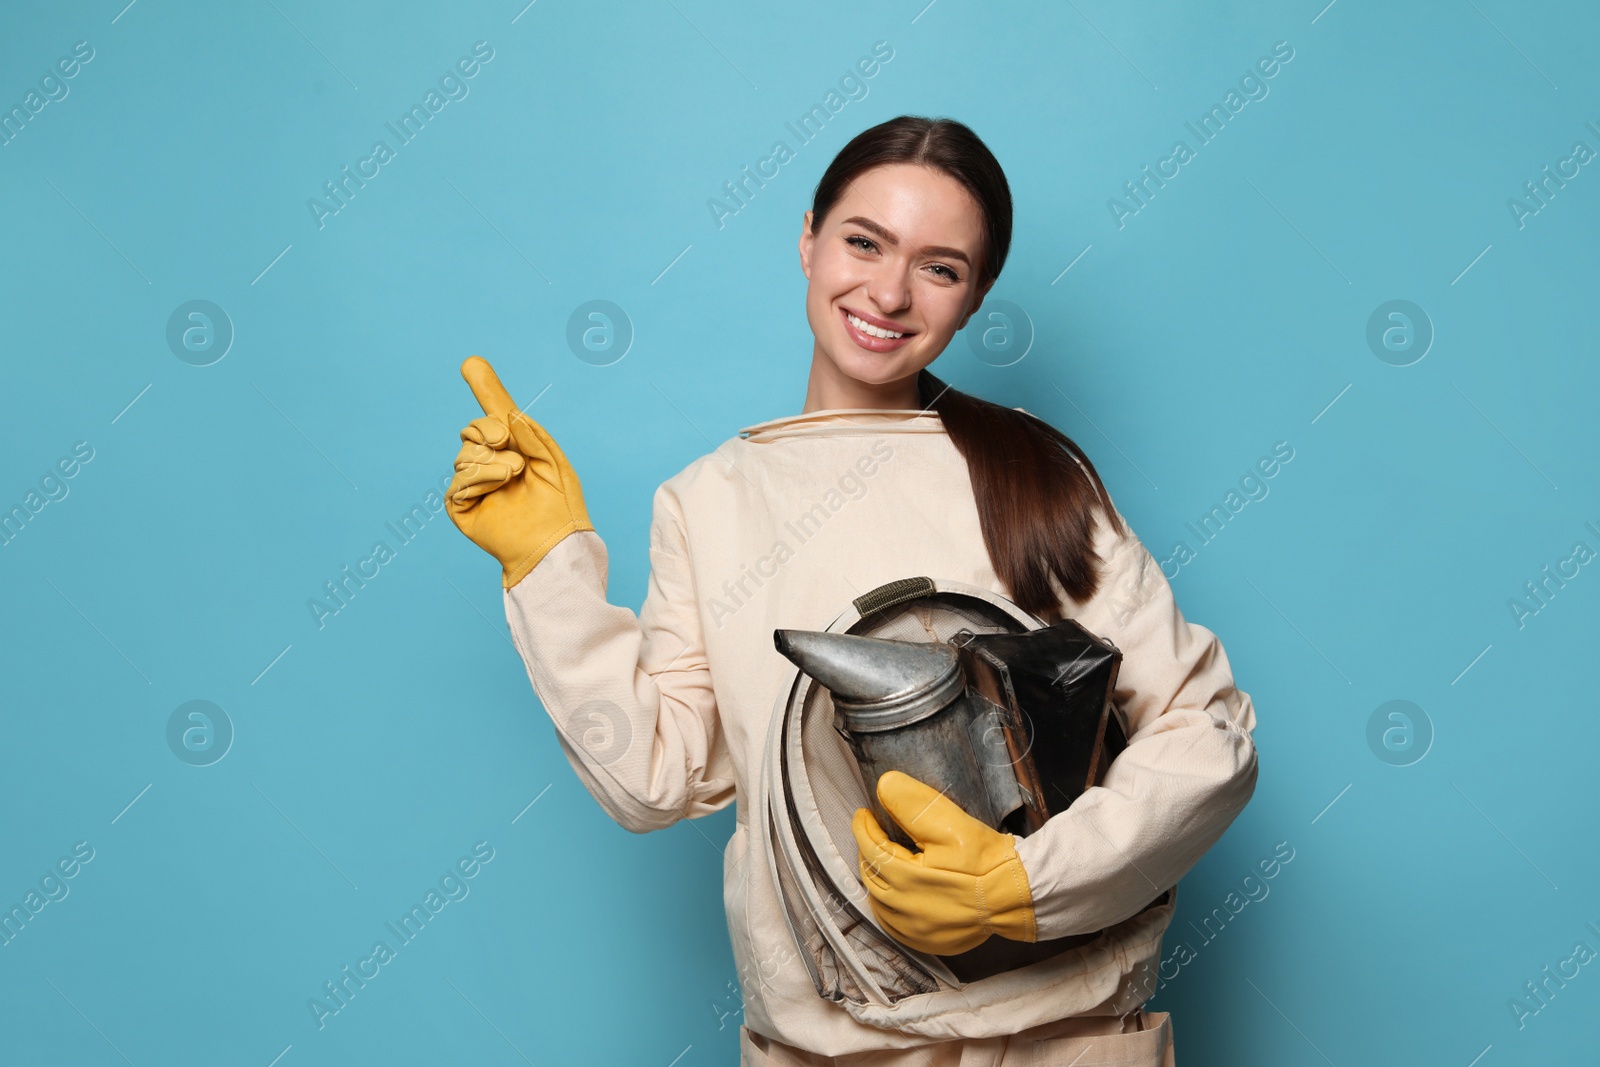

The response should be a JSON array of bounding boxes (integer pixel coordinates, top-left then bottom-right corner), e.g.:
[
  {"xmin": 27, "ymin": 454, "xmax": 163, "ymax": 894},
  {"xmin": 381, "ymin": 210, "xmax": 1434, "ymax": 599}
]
[
  {"xmin": 798, "ymin": 210, "xmax": 814, "ymax": 279},
  {"xmin": 956, "ymin": 275, "xmax": 998, "ymax": 332}
]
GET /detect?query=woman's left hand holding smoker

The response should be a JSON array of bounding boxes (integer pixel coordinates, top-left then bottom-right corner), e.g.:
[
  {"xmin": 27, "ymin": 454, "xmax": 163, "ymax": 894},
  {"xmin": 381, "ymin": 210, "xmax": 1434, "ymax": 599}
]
[{"xmin": 851, "ymin": 770, "xmax": 1039, "ymax": 956}]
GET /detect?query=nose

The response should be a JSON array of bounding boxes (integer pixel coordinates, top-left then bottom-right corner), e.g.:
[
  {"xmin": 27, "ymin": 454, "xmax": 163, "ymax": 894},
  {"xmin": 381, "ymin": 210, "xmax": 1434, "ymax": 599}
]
[{"xmin": 867, "ymin": 261, "xmax": 912, "ymax": 317}]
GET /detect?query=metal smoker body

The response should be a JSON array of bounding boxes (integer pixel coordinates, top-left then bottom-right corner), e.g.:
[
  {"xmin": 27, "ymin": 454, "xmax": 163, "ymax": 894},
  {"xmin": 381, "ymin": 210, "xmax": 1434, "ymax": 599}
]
[{"xmin": 773, "ymin": 619, "xmax": 1127, "ymax": 853}]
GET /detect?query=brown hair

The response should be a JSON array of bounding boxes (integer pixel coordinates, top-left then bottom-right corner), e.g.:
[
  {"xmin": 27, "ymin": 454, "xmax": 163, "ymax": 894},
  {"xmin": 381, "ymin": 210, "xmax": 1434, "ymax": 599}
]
[{"xmin": 809, "ymin": 115, "xmax": 1128, "ymax": 617}]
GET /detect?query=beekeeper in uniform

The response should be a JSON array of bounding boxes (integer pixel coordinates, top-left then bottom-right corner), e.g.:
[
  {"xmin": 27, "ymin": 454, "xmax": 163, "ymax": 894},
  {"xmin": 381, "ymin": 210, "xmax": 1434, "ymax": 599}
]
[{"xmin": 445, "ymin": 115, "xmax": 1258, "ymax": 1065}]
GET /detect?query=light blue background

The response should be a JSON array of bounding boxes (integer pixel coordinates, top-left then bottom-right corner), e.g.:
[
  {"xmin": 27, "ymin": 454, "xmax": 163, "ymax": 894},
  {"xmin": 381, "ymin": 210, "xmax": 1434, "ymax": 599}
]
[{"xmin": 2, "ymin": 1, "xmax": 1596, "ymax": 1063}]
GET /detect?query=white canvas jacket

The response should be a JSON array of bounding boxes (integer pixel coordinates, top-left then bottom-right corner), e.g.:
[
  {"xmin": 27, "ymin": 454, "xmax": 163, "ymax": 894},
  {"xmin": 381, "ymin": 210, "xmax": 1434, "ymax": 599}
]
[{"xmin": 502, "ymin": 407, "xmax": 1259, "ymax": 1055}]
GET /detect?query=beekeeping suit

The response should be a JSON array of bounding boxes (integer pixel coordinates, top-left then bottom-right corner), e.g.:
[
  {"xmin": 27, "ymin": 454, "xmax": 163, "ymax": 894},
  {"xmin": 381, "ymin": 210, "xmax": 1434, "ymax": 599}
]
[{"xmin": 446, "ymin": 358, "xmax": 1258, "ymax": 1065}]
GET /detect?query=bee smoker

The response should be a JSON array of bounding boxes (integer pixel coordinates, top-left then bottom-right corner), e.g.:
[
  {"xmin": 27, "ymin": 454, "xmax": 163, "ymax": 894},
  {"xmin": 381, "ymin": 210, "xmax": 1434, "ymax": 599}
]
[{"xmin": 772, "ymin": 619, "xmax": 1128, "ymax": 851}]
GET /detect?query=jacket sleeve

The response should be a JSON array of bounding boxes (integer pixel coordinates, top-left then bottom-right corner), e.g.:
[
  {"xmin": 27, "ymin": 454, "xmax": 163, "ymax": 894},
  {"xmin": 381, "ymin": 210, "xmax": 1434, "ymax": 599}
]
[
  {"xmin": 501, "ymin": 482, "xmax": 738, "ymax": 833},
  {"xmin": 1010, "ymin": 499, "xmax": 1259, "ymax": 939}
]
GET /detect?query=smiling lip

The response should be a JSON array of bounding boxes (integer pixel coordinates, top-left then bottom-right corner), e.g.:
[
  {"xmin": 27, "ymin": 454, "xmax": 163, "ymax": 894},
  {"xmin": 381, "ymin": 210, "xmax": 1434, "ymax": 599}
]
[{"xmin": 840, "ymin": 306, "xmax": 914, "ymax": 353}]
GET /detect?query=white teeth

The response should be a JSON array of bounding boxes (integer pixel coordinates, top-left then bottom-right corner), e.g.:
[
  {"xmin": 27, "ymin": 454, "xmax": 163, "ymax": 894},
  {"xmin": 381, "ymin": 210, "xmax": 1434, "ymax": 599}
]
[{"xmin": 846, "ymin": 311, "xmax": 904, "ymax": 339}]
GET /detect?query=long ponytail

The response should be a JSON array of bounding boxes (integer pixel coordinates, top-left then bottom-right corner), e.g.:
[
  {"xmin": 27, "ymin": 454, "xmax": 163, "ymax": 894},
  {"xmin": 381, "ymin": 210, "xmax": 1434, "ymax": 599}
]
[{"xmin": 916, "ymin": 367, "xmax": 1126, "ymax": 616}]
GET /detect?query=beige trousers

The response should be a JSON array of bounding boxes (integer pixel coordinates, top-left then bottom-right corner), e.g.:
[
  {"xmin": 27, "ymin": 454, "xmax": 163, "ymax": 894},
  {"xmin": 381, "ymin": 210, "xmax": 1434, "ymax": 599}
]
[{"xmin": 740, "ymin": 1010, "xmax": 1176, "ymax": 1066}]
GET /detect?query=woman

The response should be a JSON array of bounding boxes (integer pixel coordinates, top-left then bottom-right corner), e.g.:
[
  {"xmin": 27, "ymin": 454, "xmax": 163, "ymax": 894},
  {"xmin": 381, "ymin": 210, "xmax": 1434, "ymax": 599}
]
[{"xmin": 445, "ymin": 116, "xmax": 1258, "ymax": 1065}]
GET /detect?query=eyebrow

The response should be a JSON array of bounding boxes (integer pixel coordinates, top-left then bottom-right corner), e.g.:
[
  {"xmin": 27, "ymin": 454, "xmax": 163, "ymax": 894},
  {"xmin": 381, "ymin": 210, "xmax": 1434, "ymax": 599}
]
[{"xmin": 839, "ymin": 215, "xmax": 972, "ymax": 268}]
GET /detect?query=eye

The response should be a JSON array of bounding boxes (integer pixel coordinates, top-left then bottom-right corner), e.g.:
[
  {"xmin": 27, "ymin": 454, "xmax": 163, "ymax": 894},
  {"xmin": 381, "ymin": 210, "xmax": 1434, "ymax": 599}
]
[{"xmin": 845, "ymin": 233, "xmax": 961, "ymax": 282}]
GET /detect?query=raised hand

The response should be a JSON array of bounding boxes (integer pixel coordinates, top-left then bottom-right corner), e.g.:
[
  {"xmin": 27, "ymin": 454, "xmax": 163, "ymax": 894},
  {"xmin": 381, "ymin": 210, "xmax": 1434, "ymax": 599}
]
[{"xmin": 445, "ymin": 356, "xmax": 593, "ymax": 589}]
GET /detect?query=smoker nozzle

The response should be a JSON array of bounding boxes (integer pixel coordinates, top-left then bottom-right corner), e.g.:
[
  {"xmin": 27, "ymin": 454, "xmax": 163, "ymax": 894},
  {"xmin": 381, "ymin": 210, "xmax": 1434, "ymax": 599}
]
[{"xmin": 773, "ymin": 628, "xmax": 967, "ymax": 730}]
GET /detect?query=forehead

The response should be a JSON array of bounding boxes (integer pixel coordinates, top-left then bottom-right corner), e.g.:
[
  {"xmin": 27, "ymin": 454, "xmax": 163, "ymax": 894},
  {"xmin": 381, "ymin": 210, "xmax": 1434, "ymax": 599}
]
[{"xmin": 824, "ymin": 163, "xmax": 985, "ymax": 252}]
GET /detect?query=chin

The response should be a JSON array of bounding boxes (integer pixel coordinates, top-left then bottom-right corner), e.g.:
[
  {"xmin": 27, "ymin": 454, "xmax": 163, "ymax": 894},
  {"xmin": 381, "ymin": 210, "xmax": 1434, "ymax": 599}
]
[{"xmin": 831, "ymin": 347, "xmax": 918, "ymax": 388}]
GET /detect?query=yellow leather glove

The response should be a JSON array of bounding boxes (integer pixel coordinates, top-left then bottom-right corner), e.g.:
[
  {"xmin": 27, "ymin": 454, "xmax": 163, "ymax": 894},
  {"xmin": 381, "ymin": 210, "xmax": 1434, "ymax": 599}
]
[
  {"xmin": 445, "ymin": 356, "xmax": 594, "ymax": 589},
  {"xmin": 851, "ymin": 770, "xmax": 1038, "ymax": 956}
]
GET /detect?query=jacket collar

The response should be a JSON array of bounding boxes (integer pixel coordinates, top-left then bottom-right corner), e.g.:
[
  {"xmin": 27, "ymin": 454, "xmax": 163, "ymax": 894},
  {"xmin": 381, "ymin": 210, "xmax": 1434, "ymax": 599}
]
[{"xmin": 737, "ymin": 407, "xmax": 944, "ymax": 443}]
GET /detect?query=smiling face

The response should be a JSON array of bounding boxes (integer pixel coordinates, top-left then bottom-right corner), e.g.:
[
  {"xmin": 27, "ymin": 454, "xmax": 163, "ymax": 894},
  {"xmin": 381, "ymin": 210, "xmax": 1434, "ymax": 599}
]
[{"xmin": 799, "ymin": 163, "xmax": 995, "ymax": 411}]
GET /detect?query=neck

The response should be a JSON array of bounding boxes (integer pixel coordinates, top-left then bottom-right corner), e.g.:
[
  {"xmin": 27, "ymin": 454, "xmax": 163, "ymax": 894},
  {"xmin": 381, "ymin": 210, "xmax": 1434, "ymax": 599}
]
[{"xmin": 802, "ymin": 347, "xmax": 924, "ymax": 413}]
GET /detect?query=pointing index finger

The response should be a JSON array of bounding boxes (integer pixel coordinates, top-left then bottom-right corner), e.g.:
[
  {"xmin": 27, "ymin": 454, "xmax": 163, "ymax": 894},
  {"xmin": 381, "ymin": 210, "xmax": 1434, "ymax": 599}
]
[{"xmin": 461, "ymin": 355, "xmax": 517, "ymax": 419}]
